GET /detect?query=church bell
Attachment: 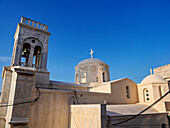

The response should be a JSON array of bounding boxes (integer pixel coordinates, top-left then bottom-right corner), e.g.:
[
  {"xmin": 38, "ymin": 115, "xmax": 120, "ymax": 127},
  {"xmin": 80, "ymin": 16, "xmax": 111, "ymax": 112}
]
[{"xmin": 21, "ymin": 48, "xmax": 30, "ymax": 57}]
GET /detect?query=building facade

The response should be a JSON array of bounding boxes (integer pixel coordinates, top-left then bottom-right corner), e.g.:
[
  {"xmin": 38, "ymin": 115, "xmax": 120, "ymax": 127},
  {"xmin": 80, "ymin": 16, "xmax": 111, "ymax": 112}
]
[{"xmin": 0, "ymin": 17, "xmax": 169, "ymax": 128}]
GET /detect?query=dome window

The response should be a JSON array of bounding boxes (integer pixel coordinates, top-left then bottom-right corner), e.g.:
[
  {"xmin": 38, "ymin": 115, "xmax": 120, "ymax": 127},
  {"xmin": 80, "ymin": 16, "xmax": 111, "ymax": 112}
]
[
  {"xmin": 102, "ymin": 72, "xmax": 105, "ymax": 82},
  {"xmin": 75, "ymin": 74, "xmax": 78, "ymax": 83},
  {"xmin": 80, "ymin": 72, "xmax": 86, "ymax": 84}
]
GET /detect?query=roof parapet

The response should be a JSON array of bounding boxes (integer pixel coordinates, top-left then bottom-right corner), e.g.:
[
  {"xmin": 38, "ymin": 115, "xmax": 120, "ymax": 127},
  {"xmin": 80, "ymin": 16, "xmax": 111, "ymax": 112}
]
[{"xmin": 20, "ymin": 17, "xmax": 49, "ymax": 32}]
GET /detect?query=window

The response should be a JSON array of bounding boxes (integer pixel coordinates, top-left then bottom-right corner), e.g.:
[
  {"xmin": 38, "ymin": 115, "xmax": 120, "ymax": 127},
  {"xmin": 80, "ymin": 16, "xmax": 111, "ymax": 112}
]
[
  {"xmin": 162, "ymin": 123, "xmax": 166, "ymax": 128},
  {"xmin": 76, "ymin": 74, "xmax": 78, "ymax": 83},
  {"xmin": 143, "ymin": 88, "xmax": 150, "ymax": 102},
  {"xmin": 80, "ymin": 72, "xmax": 86, "ymax": 84},
  {"xmin": 126, "ymin": 86, "xmax": 130, "ymax": 98},
  {"xmin": 20, "ymin": 43, "xmax": 31, "ymax": 66},
  {"xmin": 159, "ymin": 86, "xmax": 163, "ymax": 97},
  {"xmin": 102, "ymin": 72, "xmax": 105, "ymax": 82},
  {"xmin": 165, "ymin": 102, "xmax": 170, "ymax": 111}
]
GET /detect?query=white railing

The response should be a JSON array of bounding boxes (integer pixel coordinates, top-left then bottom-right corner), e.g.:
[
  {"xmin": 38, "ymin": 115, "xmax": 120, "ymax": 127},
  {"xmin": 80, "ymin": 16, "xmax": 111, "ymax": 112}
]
[{"xmin": 20, "ymin": 17, "xmax": 49, "ymax": 31}]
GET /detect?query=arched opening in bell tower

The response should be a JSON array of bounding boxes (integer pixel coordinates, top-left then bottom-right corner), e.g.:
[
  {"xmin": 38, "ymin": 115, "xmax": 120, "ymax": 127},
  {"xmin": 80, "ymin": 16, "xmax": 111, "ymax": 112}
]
[
  {"xmin": 33, "ymin": 46, "xmax": 41, "ymax": 69},
  {"xmin": 20, "ymin": 43, "xmax": 31, "ymax": 66}
]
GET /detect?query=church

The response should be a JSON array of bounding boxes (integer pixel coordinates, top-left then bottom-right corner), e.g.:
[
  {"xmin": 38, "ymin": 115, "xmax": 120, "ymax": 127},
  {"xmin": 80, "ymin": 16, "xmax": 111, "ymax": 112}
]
[{"xmin": 0, "ymin": 17, "xmax": 169, "ymax": 128}]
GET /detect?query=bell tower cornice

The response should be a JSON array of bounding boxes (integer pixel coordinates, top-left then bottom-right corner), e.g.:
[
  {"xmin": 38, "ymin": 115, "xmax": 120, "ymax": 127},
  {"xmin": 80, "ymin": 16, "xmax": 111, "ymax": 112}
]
[{"xmin": 14, "ymin": 17, "xmax": 51, "ymax": 39}]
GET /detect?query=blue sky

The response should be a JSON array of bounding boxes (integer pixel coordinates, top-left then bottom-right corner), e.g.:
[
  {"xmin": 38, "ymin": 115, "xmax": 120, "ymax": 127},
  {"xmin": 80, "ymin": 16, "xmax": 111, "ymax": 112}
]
[{"xmin": 0, "ymin": 0, "xmax": 170, "ymax": 90}]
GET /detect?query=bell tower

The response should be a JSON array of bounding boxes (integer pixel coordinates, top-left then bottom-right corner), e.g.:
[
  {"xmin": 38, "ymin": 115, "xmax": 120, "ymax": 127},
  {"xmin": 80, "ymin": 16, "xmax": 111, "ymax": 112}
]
[
  {"xmin": 11, "ymin": 17, "xmax": 51, "ymax": 71},
  {"xmin": 0, "ymin": 17, "xmax": 51, "ymax": 128}
]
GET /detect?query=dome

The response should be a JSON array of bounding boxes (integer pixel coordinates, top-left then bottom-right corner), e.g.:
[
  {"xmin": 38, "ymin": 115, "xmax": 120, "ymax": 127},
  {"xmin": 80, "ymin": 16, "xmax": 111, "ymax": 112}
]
[
  {"xmin": 78, "ymin": 58, "xmax": 106, "ymax": 65},
  {"xmin": 141, "ymin": 74, "xmax": 167, "ymax": 84}
]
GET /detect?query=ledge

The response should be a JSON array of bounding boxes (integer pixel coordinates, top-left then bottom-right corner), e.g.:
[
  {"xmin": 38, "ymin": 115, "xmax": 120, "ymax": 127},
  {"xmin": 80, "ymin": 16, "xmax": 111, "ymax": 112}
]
[
  {"xmin": 19, "ymin": 23, "xmax": 51, "ymax": 35},
  {"xmin": 9, "ymin": 118, "xmax": 29, "ymax": 125}
]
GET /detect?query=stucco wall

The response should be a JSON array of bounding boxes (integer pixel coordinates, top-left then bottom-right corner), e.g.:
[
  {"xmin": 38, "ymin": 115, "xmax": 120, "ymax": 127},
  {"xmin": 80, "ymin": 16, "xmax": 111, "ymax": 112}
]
[
  {"xmin": 0, "ymin": 68, "xmax": 12, "ymax": 128},
  {"xmin": 70, "ymin": 104, "xmax": 104, "ymax": 128},
  {"xmin": 28, "ymin": 89, "xmax": 110, "ymax": 128},
  {"xmin": 89, "ymin": 82, "xmax": 111, "ymax": 93},
  {"xmin": 110, "ymin": 79, "xmax": 138, "ymax": 104}
]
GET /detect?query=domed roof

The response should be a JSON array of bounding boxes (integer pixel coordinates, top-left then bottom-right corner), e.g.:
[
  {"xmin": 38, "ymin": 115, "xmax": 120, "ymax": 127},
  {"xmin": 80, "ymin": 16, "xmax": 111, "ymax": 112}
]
[
  {"xmin": 78, "ymin": 58, "xmax": 106, "ymax": 65},
  {"xmin": 141, "ymin": 74, "xmax": 167, "ymax": 84}
]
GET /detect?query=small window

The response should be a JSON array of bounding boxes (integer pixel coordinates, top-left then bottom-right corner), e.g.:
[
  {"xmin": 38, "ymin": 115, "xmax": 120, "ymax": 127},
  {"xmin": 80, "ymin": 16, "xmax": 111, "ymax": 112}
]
[
  {"xmin": 143, "ymin": 88, "xmax": 150, "ymax": 102},
  {"xmin": 126, "ymin": 86, "xmax": 130, "ymax": 98},
  {"xmin": 32, "ymin": 39, "xmax": 35, "ymax": 43},
  {"xmin": 76, "ymin": 74, "xmax": 78, "ymax": 83},
  {"xmin": 102, "ymin": 72, "xmax": 105, "ymax": 82},
  {"xmin": 159, "ymin": 86, "xmax": 163, "ymax": 97}
]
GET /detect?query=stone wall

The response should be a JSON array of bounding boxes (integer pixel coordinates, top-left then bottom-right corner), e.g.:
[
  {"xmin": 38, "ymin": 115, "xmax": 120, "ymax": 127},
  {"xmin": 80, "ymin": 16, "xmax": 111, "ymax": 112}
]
[{"xmin": 154, "ymin": 64, "xmax": 170, "ymax": 81}]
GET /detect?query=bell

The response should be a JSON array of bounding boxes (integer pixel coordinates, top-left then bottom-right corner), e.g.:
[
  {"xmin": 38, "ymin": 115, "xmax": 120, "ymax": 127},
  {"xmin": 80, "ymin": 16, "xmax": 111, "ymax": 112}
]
[
  {"xmin": 21, "ymin": 48, "xmax": 29, "ymax": 57},
  {"xmin": 37, "ymin": 48, "xmax": 41, "ymax": 54}
]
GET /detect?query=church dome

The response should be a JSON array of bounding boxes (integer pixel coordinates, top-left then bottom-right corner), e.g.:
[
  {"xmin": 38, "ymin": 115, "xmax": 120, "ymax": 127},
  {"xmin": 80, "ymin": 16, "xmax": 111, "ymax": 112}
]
[
  {"xmin": 75, "ymin": 49, "xmax": 110, "ymax": 85},
  {"xmin": 141, "ymin": 74, "xmax": 167, "ymax": 84},
  {"xmin": 78, "ymin": 58, "xmax": 106, "ymax": 65}
]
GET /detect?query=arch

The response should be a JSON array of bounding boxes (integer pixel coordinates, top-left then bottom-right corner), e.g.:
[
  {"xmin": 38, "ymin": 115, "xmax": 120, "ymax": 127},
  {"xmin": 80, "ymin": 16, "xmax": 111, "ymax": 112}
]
[
  {"xmin": 22, "ymin": 37, "xmax": 43, "ymax": 48},
  {"xmin": 162, "ymin": 123, "xmax": 166, "ymax": 128},
  {"xmin": 19, "ymin": 37, "xmax": 44, "ymax": 69},
  {"xmin": 126, "ymin": 86, "xmax": 130, "ymax": 98},
  {"xmin": 33, "ymin": 46, "xmax": 42, "ymax": 69},
  {"xmin": 143, "ymin": 88, "xmax": 150, "ymax": 102},
  {"xmin": 20, "ymin": 43, "xmax": 31, "ymax": 66}
]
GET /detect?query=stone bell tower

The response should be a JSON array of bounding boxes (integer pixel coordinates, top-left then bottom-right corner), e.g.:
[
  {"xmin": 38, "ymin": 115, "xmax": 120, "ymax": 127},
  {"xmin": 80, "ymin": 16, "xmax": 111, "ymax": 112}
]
[
  {"xmin": 0, "ymin": 17, "xmax": 51, "ymax": 128},
  {"xmin": 11, "ymin": 17, "xmax": 51, "ymax": 71}
]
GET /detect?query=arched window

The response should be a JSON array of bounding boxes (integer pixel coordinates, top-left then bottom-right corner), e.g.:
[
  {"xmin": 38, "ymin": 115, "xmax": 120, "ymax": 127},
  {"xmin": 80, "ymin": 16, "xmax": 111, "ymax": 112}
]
[
  {"xmin": 33, "ymin": 46, "xmax": 41, "ymax": 69},
  {"xmin": 102, "ymin": 72, "xmax": 105, "ymax": 82},
  {"xmin": 159, "ymin": 86, "xmax": 163, "ymax": 97},
  {"xmin": 20, "ymin": 43, "xmax": 31, "ymax": 66},
  {"xmin": 81, "ymin": 72, "xmax": 86, "ymax": 84},
  {"xmin": 126, "ymin": 86, "xmax": 130, "ymax": 98},
  {"xmin": 162, "ymin": 123, "xmax": 166, "ymax": 128},
  {"xmin": 143, "ymin": 88, "xmax": 150, "ymax": 102}
]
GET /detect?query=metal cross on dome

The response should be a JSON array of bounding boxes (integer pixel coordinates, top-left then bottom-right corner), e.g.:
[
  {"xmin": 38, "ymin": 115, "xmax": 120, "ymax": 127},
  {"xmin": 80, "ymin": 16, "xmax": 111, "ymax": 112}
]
[
  {"xmin": 90, "ymin": 49, "xmax": 94, "ymax": 58},
  {"xmin": 150, "ymin": 69, "xmax": 153, "ymax": 75}
]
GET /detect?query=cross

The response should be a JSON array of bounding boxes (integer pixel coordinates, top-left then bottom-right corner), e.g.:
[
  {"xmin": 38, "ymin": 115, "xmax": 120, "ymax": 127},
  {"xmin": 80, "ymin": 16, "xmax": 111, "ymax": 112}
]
[
  {"xmin": 90, "ymin": 49, "xmax": 94, "ymax": 58},
  {"xmin": 150, "ymin": 69, "xmax": 152, "ymax": 75}
]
